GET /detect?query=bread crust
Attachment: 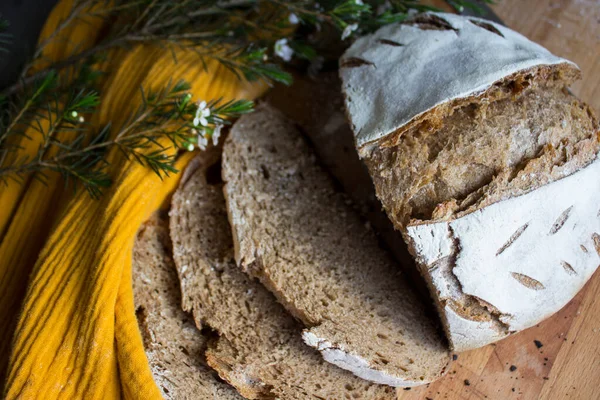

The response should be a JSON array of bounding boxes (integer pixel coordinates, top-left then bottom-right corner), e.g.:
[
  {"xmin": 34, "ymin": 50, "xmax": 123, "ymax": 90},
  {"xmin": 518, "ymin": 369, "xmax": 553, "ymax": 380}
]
[
  {"xmin": 341, "ymin": 12, "xmax": 580, "ymax": 153},
  {"xmin": 341, "ymin": 12, "xmax": 600, "ymax": 351}
]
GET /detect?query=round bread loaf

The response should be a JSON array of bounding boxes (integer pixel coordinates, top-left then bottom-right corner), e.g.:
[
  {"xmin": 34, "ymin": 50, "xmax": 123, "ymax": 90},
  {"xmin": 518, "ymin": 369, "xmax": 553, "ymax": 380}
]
[{"xmin": 340, "ymin": 12, "xmax": 600, "ymax": 352}]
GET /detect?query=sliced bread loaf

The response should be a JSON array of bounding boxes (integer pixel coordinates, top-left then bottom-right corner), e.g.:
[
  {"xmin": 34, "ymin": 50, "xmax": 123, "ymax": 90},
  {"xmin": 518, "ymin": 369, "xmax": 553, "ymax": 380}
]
[
  {"xmin": 169, "ymin": 155, "xmax": 396, "ymax": 399},
  {"xmin": 221, "ymin": 104, "xmax": 450, "ymax": 387},
  {"xmin": 340, "ymin": 12, "xmax": 600, "ymax": 351},
  {"xmin": 132, "ymin": 213, "xmax": 242, "ymax": 399}
]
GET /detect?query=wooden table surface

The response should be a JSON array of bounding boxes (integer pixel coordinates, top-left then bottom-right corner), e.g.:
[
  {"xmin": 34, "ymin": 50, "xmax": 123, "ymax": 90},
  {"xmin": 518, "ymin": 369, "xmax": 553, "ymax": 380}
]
[{"xmin": 397, "ymin": 1, "xmax": 600, "ymax": 399}]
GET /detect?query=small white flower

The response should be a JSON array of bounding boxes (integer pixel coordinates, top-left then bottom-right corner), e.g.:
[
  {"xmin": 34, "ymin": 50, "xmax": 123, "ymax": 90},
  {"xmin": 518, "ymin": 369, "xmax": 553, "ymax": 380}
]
[
  {"xmin": 193, "ymin": 101, "xmax": 211, "ymax": 127},
  {"xmin": 274, "ymin": 38, "xmax": 294, "ymax": 62},
  {"xmin": 288, "ymin": 13, "xmax": 299, "ymax": 25},
  {"xmin": 212, "ymin": 124, "xmax": 223, "ymax": 146},
  {"xmin": 342, "ymin": 23, "xmax": 358, "ymax": 40},
  {"xmin": 71, "ymin": 111, "xmax": 78, "ymax": 118},
  {"xmin": 197, "ymin": 134, "xmax": 208, "ymax": 151},
  {"xmin": 78, "ymin": 116, "xmax": 85, "ymax": 123},
  {"xmin": 187, "ymin": 143, "xmax": 195, "ymax": 151}
]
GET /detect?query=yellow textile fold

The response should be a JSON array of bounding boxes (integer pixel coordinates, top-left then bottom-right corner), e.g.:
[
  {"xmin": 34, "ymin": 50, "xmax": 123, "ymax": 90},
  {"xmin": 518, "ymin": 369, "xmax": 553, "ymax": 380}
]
[
  {"xmin": 0, "ymin": 0, "xmax": 268, "ymax": 397},
  {"xmin": 0, "ymin": 0, "xmax": 105, "ymax": 236},
  {"xmin": 0, "ymin": 0, "xmax": 109, "ymax": 382}
]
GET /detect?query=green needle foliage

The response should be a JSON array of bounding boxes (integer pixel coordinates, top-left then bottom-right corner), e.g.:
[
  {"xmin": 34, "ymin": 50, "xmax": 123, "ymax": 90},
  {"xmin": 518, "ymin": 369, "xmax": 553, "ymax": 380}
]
[{"xmin": 0, "ymin": 0, "xmax": 490, "ymax": 198}]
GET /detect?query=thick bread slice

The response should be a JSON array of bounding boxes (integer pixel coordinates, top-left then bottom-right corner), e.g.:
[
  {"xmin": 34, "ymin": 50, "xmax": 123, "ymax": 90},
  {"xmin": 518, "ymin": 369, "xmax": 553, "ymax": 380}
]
[
  {"xmin": 169, "ymin": 156, "xmax": 396, "ymax": 399},
  {"xmin": 221, "ymin": 104, "xmax": 450, "ymax": 387},
  {"xmin": 132, "ymin": 213, "xmax": 241, "ymax": 399},
  {"xmin": 340, "ymin": 12, "xmax": 600, "ymax": 351},
  {"xmin": 267, "ymin": 72, "xmax": 429, "ymax": 300}
]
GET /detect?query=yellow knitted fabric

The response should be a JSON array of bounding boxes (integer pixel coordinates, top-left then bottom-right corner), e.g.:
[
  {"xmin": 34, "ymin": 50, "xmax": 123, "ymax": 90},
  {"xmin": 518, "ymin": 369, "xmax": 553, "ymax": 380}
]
[{"xmin": 0, "ymin": 1, "xmax": 267, "ymax": 398}]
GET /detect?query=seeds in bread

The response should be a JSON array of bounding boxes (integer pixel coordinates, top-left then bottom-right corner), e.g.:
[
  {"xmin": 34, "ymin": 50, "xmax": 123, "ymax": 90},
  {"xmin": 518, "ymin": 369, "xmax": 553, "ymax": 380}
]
[
  {"xmin": 169, "ymin": 155, "xmax": 396, "ymax": 399},
  {"xmin": 340, "ymin": 12, "xmax": 600, "ymax": 351},
  {"xmin": 221, "ymin": 104, "xmax": 450, "ymax": 387},
  {"xmin": 132, "ymin": 213, "xmax": 242, "ymax": 400}
]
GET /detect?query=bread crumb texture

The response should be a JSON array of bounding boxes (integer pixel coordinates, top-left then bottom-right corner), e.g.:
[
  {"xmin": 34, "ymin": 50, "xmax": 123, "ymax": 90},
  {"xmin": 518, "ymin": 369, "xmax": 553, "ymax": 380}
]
[
  {"xmin": 169, "ymin": 152, "xmax": 397, "ymax": 399},
  {"xmin": 221, "ymin": 104, "xmax": 450, "ymax": 387},
  {"xmin": 132, "ymin": 213, "xmax": 242, "ymax": 399}
]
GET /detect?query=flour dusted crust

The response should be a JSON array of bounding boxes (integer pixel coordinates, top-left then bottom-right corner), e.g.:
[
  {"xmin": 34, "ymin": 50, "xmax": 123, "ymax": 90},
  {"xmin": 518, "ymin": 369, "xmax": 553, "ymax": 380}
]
[
  {"xmin": 406, "ymin": 157, "xmax": 600, "ymax": 351},
  {"xmin": 303, "ymin": 332, "xmax": 422, "ymax": 387},
  {"xmin": 340, "ymin": 12, "xmax": 600, "ymax": 352},
  {"xmin": 340, "ymin": 12, "xmax": 579, "ymax": 152}
]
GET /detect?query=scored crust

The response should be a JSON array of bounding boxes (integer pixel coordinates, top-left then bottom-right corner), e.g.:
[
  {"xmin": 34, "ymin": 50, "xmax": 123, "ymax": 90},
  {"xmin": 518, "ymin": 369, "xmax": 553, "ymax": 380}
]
[
  {"xmin": 406, "ymin": 158, "xmax": 600, "ymax": 350},
  {"xmin": 340, "ymin": 12, "xmax": 600, "ymax": 351},
  {"xmin": 340, "ymin": 12, "xmax": 580, "ymax": 154},
  {"xmin": 132, "ymin": 213, "xmax": 242, "ymax": 399}
]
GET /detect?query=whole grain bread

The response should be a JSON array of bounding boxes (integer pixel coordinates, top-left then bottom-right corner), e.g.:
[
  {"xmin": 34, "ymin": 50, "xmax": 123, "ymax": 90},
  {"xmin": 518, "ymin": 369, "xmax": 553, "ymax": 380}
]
[
  {"xmin": 267, "ymin": 72, "xmax": 429, "ymax": 300},
  {"xmin": 221, "ymin": 104, "xmax": 450, "ymax": 387},
  {"xmin": 132, "ymin": 213, "xmax": 241, "ymax": 399},
  {"xmin": 340, "ymin": 12, "xmax": 600, "ymax": 351},
  {"xmin": 169, "ymin": 155, "xmax": 396, "ymax": 399}
]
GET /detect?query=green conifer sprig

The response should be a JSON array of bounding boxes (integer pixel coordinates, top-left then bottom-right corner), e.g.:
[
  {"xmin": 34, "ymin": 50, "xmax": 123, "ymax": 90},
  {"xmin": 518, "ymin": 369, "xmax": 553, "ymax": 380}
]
[
  {"xmin": 0, "ymin": 0, "xmax": 493, "ymax": 197},
  {"xmin": 0, "ymin": 78, "xmax": 253, "ymax": 198}
]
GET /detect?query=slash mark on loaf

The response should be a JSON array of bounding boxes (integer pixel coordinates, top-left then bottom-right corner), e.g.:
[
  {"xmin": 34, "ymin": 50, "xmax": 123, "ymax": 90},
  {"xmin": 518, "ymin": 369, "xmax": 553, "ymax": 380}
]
[
  {"xmin": 468, "ymin": 20, "xmax": 504, "ymax": 38},
  {"xmin": 496, "ymin": 223, "xmax": 529, "ymax": 256},
  {"xmin": 549, "ymin": 206, "xmax": 574, "ymax": 235},
  {"xmin": 378, "ymin": 39, "xmax": 404, "ymax": 46},
  {"xmin": 340, "ymin": 57, "xmax": 374, "ymax": 68},
  {"xmin": 408, "ymin": 15, "xmax": 457, "ymax": 32},
  {"xmin": 593, "ymin": 233, "xmax": 600, "ymax": 256},
  {"xmin": 510, "ymin": 272, "xmax": 545, "ymax": 290},
  {"xmin": 561, "ymin": 261, "xmax": 577, "ymax": 276}
]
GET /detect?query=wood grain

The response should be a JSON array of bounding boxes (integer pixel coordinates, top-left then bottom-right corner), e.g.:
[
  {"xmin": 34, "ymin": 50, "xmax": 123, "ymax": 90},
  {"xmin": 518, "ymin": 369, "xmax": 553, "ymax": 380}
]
[
  {"xmin": 493, "ymin": 0, "xmax": 600, "ymax": 111},
  {"xmin": 396, "ymin": 274, "xmax": 595, "ymax": 400},
  {"xmin": 396, "ymin": 1, "xmax": 600, "ymax": 399}
]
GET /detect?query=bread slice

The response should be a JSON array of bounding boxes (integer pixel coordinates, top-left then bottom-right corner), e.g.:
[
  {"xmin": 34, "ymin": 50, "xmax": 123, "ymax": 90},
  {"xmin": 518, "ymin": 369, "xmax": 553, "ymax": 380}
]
[
  {"xmin": 221, "ymin": 104, "xmax": 450, "ymax": 387},
  {"xmin": 132, "ymin": 213, "xmax": 242, "ymax": 399},
  {"xmin": 340, "ymin": 12, "xmax": 600, "ymax": 351},
  {"xmin": 266, "ymin": 72, "xmax": 429, "ymax": 300},
  {"xmin": 169, "ymin": 155, "xmax": 396, "ymax": 399}
]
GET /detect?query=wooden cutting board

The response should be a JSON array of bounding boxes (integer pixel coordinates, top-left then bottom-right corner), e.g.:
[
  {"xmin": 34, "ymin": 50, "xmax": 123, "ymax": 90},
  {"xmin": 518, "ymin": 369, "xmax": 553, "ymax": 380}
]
[{"xmin": 397, "ymin": 1, "xmax": 600, "ymax": 399}]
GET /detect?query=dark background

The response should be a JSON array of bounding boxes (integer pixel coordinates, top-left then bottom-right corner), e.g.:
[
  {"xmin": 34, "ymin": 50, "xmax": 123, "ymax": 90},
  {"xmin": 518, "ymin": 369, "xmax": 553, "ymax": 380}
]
[{"xmin": 0, "ymin": 0, "xmax": 59, "ymax": 89}]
